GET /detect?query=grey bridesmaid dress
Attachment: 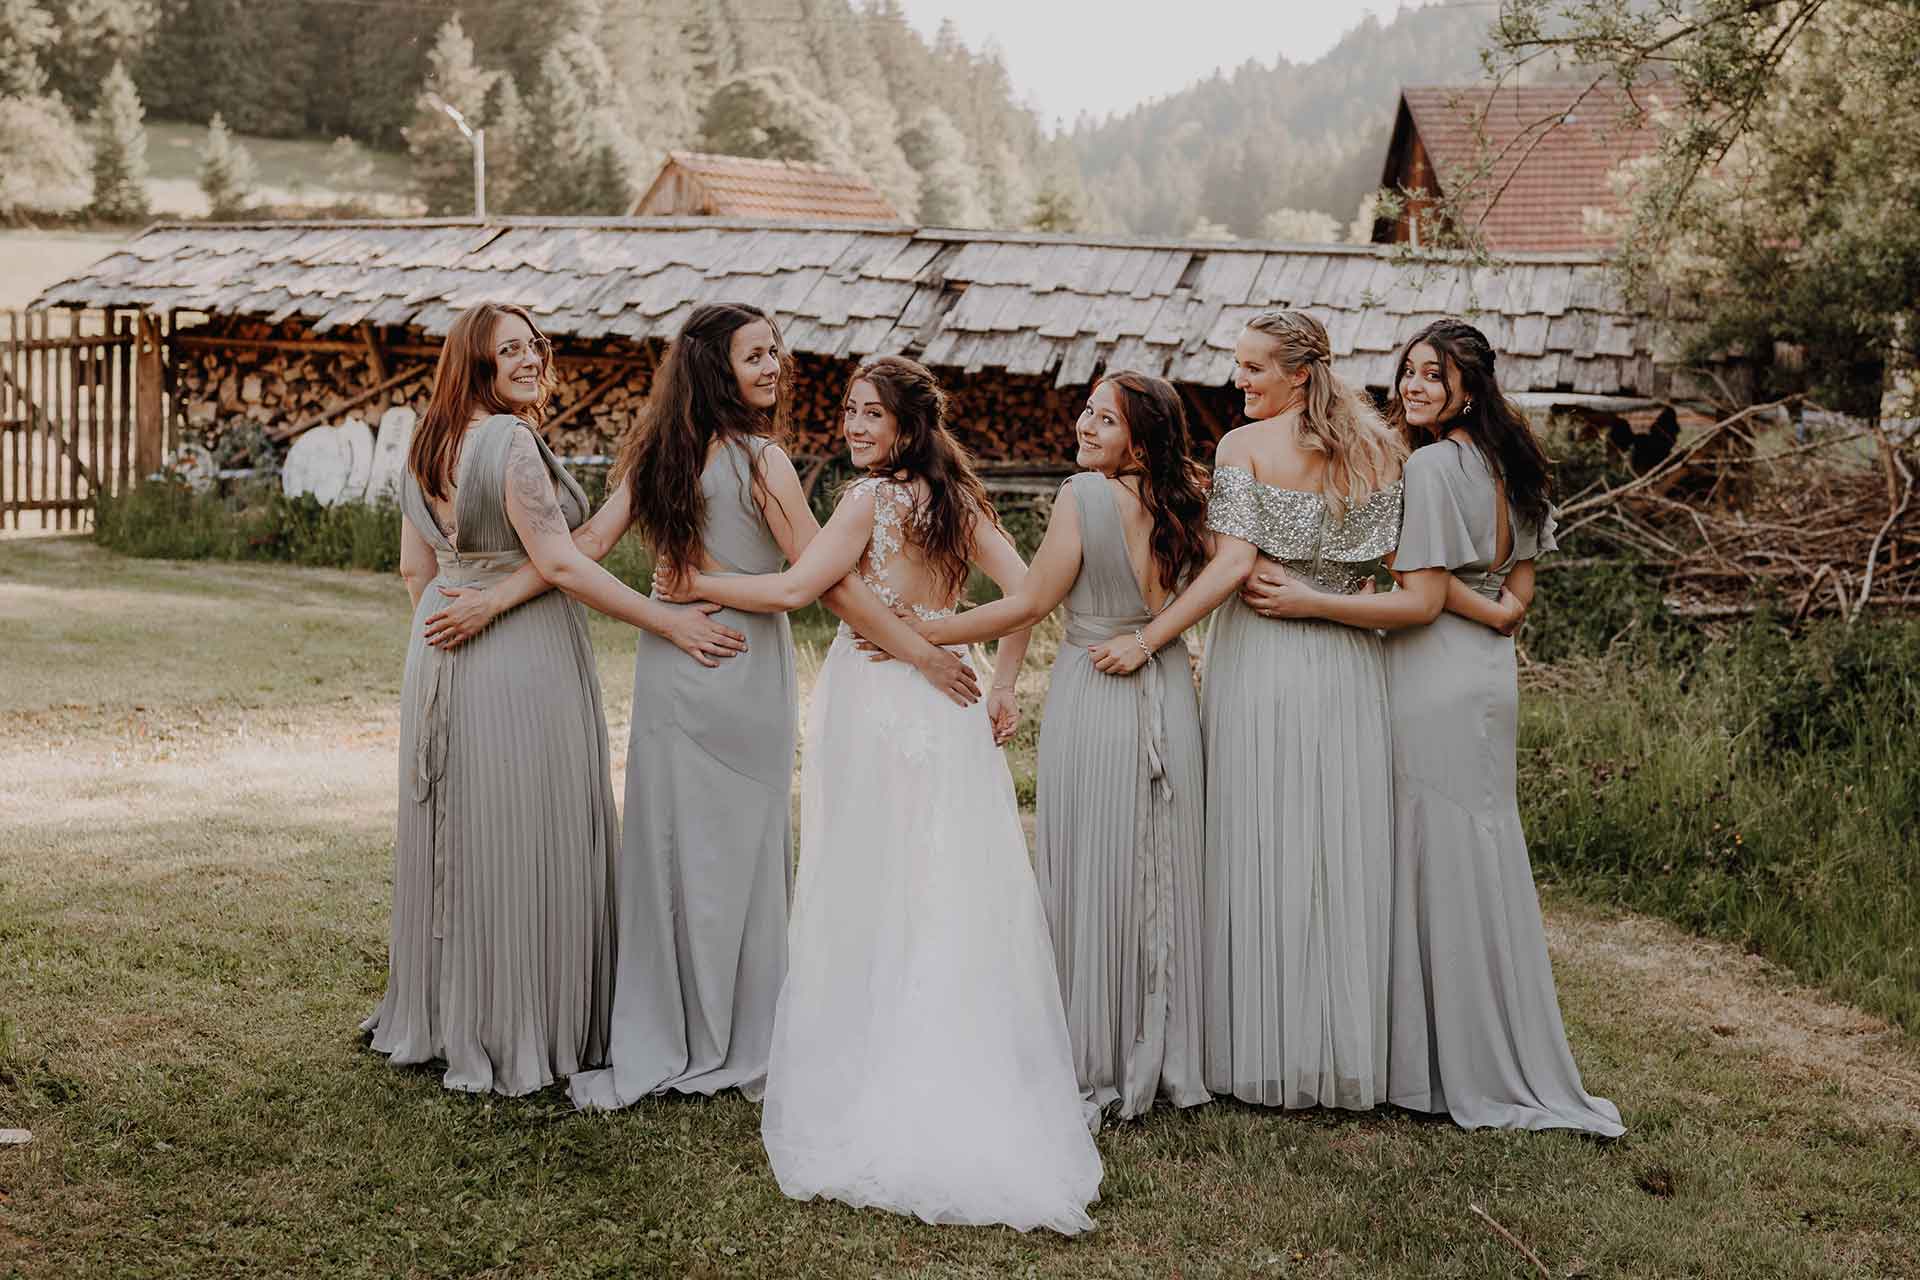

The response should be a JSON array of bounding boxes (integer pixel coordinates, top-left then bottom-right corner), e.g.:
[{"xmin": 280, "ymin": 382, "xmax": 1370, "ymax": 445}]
[
  {"xmin": 1035, "ymin": 472, "xmax": 1210, "ymax": 1121},
  {"xmin": 1384, "ymin": 439, "xmax": 1623, "ymax": 1136},
  {"xmin": 364, "ymin": 414, "xmax": 617, "ymax": 1097},
  {"xmin": 1199, "ymin": 465, "xmax": 1402, "ymax": 1110},
  {"xmin": 570, "ymin": 435, "xmax": 797, "ymax": 1109}
]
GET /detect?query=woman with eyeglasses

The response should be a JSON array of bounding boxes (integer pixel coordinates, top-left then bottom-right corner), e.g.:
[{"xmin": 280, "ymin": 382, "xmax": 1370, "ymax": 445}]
[{"xmin": 363, "ymin": 302, "xmax": 747, "ymax": 1096}]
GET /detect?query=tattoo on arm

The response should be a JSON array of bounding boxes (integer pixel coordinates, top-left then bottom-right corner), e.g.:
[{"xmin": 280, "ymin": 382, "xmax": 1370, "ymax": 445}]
[{"xmin": 508, "ymin": 433, "xmax": 568, "ymax": 537}]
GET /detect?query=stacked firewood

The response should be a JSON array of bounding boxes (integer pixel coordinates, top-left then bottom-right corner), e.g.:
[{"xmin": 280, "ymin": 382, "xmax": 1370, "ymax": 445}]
[
  {"xmin": 174, "ymin": 317, "xmax": 1243, "ymax": 470},
  {"xmin": 1558, "ymin": 398, "xmax": 1919, "ymax": 621}
]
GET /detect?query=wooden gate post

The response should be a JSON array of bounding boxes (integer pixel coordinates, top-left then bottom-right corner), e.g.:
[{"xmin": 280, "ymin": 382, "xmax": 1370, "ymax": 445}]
[{"xmin": 134, "ymin": 310, "xmax": 164, "ymax": 478}]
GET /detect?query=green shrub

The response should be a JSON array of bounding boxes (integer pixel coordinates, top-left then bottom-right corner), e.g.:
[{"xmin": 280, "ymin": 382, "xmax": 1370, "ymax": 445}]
[
  {"xmin": 96, "ymin": 480, "xmax": 403, "ymax": 571},
  {"xmin": 1521, "ymin": 615, "xmax": 1920, "ymax": 1034}
]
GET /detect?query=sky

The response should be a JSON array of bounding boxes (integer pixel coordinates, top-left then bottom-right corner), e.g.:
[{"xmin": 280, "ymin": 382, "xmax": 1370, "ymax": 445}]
[{"xmin": 896, "ymin": 0, "xmax": 1419, "ymax": 130}]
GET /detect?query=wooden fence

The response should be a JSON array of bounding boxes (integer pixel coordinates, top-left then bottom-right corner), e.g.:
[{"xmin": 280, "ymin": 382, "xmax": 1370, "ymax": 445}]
[{"xmin": 1, "ymin": 307, "xmax": 169, "ymax": 531}]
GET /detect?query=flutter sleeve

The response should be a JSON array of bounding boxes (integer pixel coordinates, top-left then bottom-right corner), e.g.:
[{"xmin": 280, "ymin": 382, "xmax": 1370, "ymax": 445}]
[
  {"xmin": 1391, "ymin": 445, "xmax": 1483, "ymax": 573},
  {"xmin": 1510, "ymin": 504, "xmax": 1559, "ymax": 561}
]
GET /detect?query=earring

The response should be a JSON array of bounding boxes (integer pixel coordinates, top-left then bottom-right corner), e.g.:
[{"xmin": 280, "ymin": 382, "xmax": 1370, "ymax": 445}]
[{"xmin": 1463, "ymin": 398, "xmax": 1474, "ymax": 415}]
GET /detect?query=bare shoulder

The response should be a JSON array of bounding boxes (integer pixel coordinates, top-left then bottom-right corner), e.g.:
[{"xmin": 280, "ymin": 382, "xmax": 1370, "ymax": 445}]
[{"xmin": 1213, "ymin": 426, "xmax": 1256, "ymax": 466}]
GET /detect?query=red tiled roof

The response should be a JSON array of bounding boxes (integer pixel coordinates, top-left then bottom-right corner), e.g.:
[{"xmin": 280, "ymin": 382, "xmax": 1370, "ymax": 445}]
[
  {"xmin": 632, "ymin": 150, "xmax": 902, "ymax": 223},
  {"xmin": 1393, "ymin": 84, "xmax": 1663, "ymax": 254}
]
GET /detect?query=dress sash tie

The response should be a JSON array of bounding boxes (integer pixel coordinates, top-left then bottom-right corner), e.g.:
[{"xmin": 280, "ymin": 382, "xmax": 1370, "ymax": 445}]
[
  {"xmin": 411, "ymin": 547, "xmax": 530, "ymax": 939},
  {"xmin": 1063, "ymin": 609, "xmax": 1177, "ymax": 1096}
]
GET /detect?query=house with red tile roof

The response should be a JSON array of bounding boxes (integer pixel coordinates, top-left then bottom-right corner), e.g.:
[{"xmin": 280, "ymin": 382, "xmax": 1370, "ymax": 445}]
[
  {"xmin": 630, "ymin": 150, "xmax": 903, "ymax": 224},
  {"xmin": 1373, "ymin": 84, "xmax": 1663, "ymax": 254}
]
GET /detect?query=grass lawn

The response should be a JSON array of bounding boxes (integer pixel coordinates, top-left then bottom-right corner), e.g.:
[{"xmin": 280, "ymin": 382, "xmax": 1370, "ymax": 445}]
[
  {"xmin": 2, "ymin": 537, "xmax": 1918, "ymax": 1278},
  {"xmin": 142, "ymin": 120, "xmax": 415, "ymax": 218}
]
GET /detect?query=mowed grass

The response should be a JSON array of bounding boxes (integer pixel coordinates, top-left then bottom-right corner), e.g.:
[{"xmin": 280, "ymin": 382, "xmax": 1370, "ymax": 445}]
[{"xmin": 3, "ymin": 538, "xmax": 1919, "ymax": 1278}]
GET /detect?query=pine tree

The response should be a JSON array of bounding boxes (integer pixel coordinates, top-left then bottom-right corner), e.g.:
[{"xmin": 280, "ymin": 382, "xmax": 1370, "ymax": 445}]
[
  {"xmin": 0, "ymin": 93, "xmax": 91, "ymax": 219},
  {"xmin": 88, "ymin": 60, "xmax": 150, "ymax": 222},
  {"xmin": 198, "ymin": 112, "xmax": 256, "ymax": 219},
  {"xmin": 898, "ymin": 107, "xmax": 988, "ymax": 228},
  {"xmin": 522, "ymin": 34, "xmax": 638, "ymax": 215},
  {"xmin": 841, "ymin": 89, "xmax": 919, "ymax": 221},
  {"xmin": 324, "ymin": 136, "xmax": 374, "ymax": 193},
  {"xmin": 405, "ymin": 16, "xmax": 498, "ymax": 217},
  {"xmin": 698, "ymin": 66, "xmax": 855, "ymax": 170},
  {"xmin": 482, "ymin": 74, "xmax": 530, "ymax": 215},
  {"xmin": 0, "ymin": 0, "xmax": 56, "ymax": 97}
]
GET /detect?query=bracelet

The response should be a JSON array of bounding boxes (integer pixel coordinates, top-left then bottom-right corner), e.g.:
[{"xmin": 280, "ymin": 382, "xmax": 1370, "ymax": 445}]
[{"xmin": 1132, "ymin": 627, "xmax": 1153, "ymax": 659}]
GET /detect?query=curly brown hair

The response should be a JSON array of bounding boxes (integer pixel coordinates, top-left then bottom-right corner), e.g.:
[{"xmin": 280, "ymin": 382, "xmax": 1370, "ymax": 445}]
[{"xmin": 847, "ymin": 355, "xmax": 1000, "ymax": 598}]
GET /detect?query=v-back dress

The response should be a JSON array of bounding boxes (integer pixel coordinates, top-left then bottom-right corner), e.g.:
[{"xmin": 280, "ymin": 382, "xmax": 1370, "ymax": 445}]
[
  {"xmin": 1200, "ymin": 465, "xmax": 1402, "ymax": 1110},
  {"xmin": 1384, "ymin": 440, "xmax": 1623, "ymax": 1135},
  {"xmin": 1034, "ymin": 471, "xmax": 1209, "ymax": 1121},
  {"xmin": 761, "ymin": 477, "xmax": 1103, "ymax": 1234},
  {"xmin": 570, "ymin": 436, "xmax": 798, "ymax": 1109},
  {"xmin": 364, "ymin": 414, "xmax": 617, "ymax": 1096}
]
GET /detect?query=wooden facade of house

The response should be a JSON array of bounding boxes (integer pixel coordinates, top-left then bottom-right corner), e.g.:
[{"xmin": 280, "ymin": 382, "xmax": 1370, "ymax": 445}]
[{"xmin": 33, "ymin": 216, "xmax": 1697, "ymax": 471}]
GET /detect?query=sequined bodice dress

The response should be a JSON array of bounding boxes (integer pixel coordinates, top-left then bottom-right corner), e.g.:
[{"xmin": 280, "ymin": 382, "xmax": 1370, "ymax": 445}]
[{"xmin": 1199, "ymin": 465, "xmax": 1401, "ymax": 1109}]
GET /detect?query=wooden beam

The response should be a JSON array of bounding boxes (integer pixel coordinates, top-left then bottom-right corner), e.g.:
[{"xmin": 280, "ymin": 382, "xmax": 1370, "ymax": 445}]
[
  {"xmin": 266, "ymin": 365, "xmax": 432, "ymax": 442},
  {"xmin": 359, "ymin": 323, "xmax": 388, "ymax": 381},
  {"xmin": 135, "ymin": 311, "xmax": 164, "ymax": 477}
]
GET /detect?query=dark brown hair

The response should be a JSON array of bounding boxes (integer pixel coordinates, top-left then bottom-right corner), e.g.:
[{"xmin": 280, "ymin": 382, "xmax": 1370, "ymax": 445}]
[
  {"xmin": 617, "ymin": 302, "xmax": 790, "ymax": 573},
  {"xmin": 848, "ymin": 355, "xmax": 999, "ymax": 598},
  {"xmin": 1386, "ymin": 317, "xmax": 1554, "ymax": 530},
  {"xmin": 1092, "ymin": 370, "xmax": 1211, "ymax": 594},
  {"xmin": 409, "ymin": 302, "xmax": 555, "ymax": 501}
]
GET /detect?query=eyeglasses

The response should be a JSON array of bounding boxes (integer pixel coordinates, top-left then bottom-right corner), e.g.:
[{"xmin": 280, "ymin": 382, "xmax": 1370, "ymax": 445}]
[{"xmin": 496, "ymin": 336, "xmax": 552, "ymax": 363}]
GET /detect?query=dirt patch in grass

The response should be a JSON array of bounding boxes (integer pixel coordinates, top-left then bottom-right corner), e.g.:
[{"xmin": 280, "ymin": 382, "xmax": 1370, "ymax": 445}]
[{"xmin": 1547, "ymin": 903, "xmax": 1920, "ymax": 1133}]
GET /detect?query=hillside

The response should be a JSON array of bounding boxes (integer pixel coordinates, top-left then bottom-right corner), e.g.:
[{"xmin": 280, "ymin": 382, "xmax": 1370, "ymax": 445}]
[{"xmin": 1066, "ymin": 4, "xmax": 1494, "ymax": 236}]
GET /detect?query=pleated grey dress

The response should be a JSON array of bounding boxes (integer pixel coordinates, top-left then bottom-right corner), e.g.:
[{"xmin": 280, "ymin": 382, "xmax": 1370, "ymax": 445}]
[
  {"xmin": 1199, "ymin": 465, "xmax": 1401, "ymax": 1110},
  {"xmin": 570, "ymin": 435, "xmax": 796, "ymax": 1109},
  {"xmin": 364, "ymin": 414, "xmax": 617, "ymax": 1097},
  {"xmin": 1384, "ymin": 440, "xmax": 1623, "ymax": 1136},
  {"xmin": 1035, "ymin": 472, "xmax": 1210, "ymax": 1122}
]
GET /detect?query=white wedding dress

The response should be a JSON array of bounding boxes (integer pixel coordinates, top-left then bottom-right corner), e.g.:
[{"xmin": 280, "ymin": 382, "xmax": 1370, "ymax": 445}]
[{"xmin": 760, "ymin": 478, "xmax": 1104, "ymax": 1235}]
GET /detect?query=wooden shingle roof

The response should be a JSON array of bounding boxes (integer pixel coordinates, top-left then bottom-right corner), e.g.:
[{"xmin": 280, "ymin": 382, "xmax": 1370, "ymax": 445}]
[
  {"xmin": 1391, "ymin": 85, "xmax": 1662, "ymax": 254},
  {"xmin": 33, "ymin": 217, "xmax": 1657, "ymax": 396},
  {"xmin": 633, "ymin": 150, "xmax": 902, "ymax": 222}
]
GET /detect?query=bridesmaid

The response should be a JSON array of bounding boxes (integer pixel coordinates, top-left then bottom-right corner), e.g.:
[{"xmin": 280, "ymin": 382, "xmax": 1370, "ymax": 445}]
[
  {"xmin": 1244, "ymin": 318, "xmax": 1623, "ymax": 1135},
  {"xmin": 567, "ymin": 302, "xmax": 979, "ymax": 1109},
  {"xmin": 368, "ymin": 302, "xmax": 745, "ymax": 1095},
  {"xmin": 1090, "ymin": 311, "xmax": 1405, "ymax": 1111},
  {"xmin": 909, "ymin": 371, "xmax": 1212, "ymax": 1123}
]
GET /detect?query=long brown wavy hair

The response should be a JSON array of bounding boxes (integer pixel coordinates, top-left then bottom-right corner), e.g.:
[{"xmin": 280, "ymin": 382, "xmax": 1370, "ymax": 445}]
[
  {"xmin": 1242, "ymin": 310, "xmax": 1406, "ymax": 516},
  {"xmin": 849, "ymin": 355, "xmax": 1000, "ymax": 598},
  {"xmin": 616, "ymin": 302, "xmax": 791, "ymax": 574},
  {"xmin": 409, "ymin": 302, "xmax": 556, "ymax": 501},
  {"xmin": 1386, "ymin": 317, "xmax": 1554, "ymax": 531},
  {"xmin": 1094, "ymin": 370, "xmax": 1211, "ymax": 595}
]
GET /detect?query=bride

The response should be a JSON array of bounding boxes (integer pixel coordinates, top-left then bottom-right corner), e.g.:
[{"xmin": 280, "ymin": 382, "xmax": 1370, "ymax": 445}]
[{"xmin": 657, "ymin": 355, "xmax": 1103, "ymax": 1235}]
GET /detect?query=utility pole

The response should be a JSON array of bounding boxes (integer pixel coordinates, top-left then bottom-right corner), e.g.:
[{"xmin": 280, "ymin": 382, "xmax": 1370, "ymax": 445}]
[{"xmin": 424, "ymin": 93, "xmax": 486, "ymax": 221}]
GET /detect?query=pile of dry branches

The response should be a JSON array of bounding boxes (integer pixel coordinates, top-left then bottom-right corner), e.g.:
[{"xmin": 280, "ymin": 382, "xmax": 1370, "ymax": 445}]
[{"xmin": 1555, "ymin": 397, "xmax": 1919, "ymax": 624}]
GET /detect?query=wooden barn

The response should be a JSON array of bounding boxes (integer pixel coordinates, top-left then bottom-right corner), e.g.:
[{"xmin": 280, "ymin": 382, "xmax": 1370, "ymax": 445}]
[
  {"xmin": 630, "ymin": 151, "xmax": 903, "ymax": 224},
  {"xmin": 29, "ymin": 215, "xmax": 1707, "ymax": 499},
  {"xmin": 1373, "ymin": 85, "xmax": 1663, "ymax": 254}
]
